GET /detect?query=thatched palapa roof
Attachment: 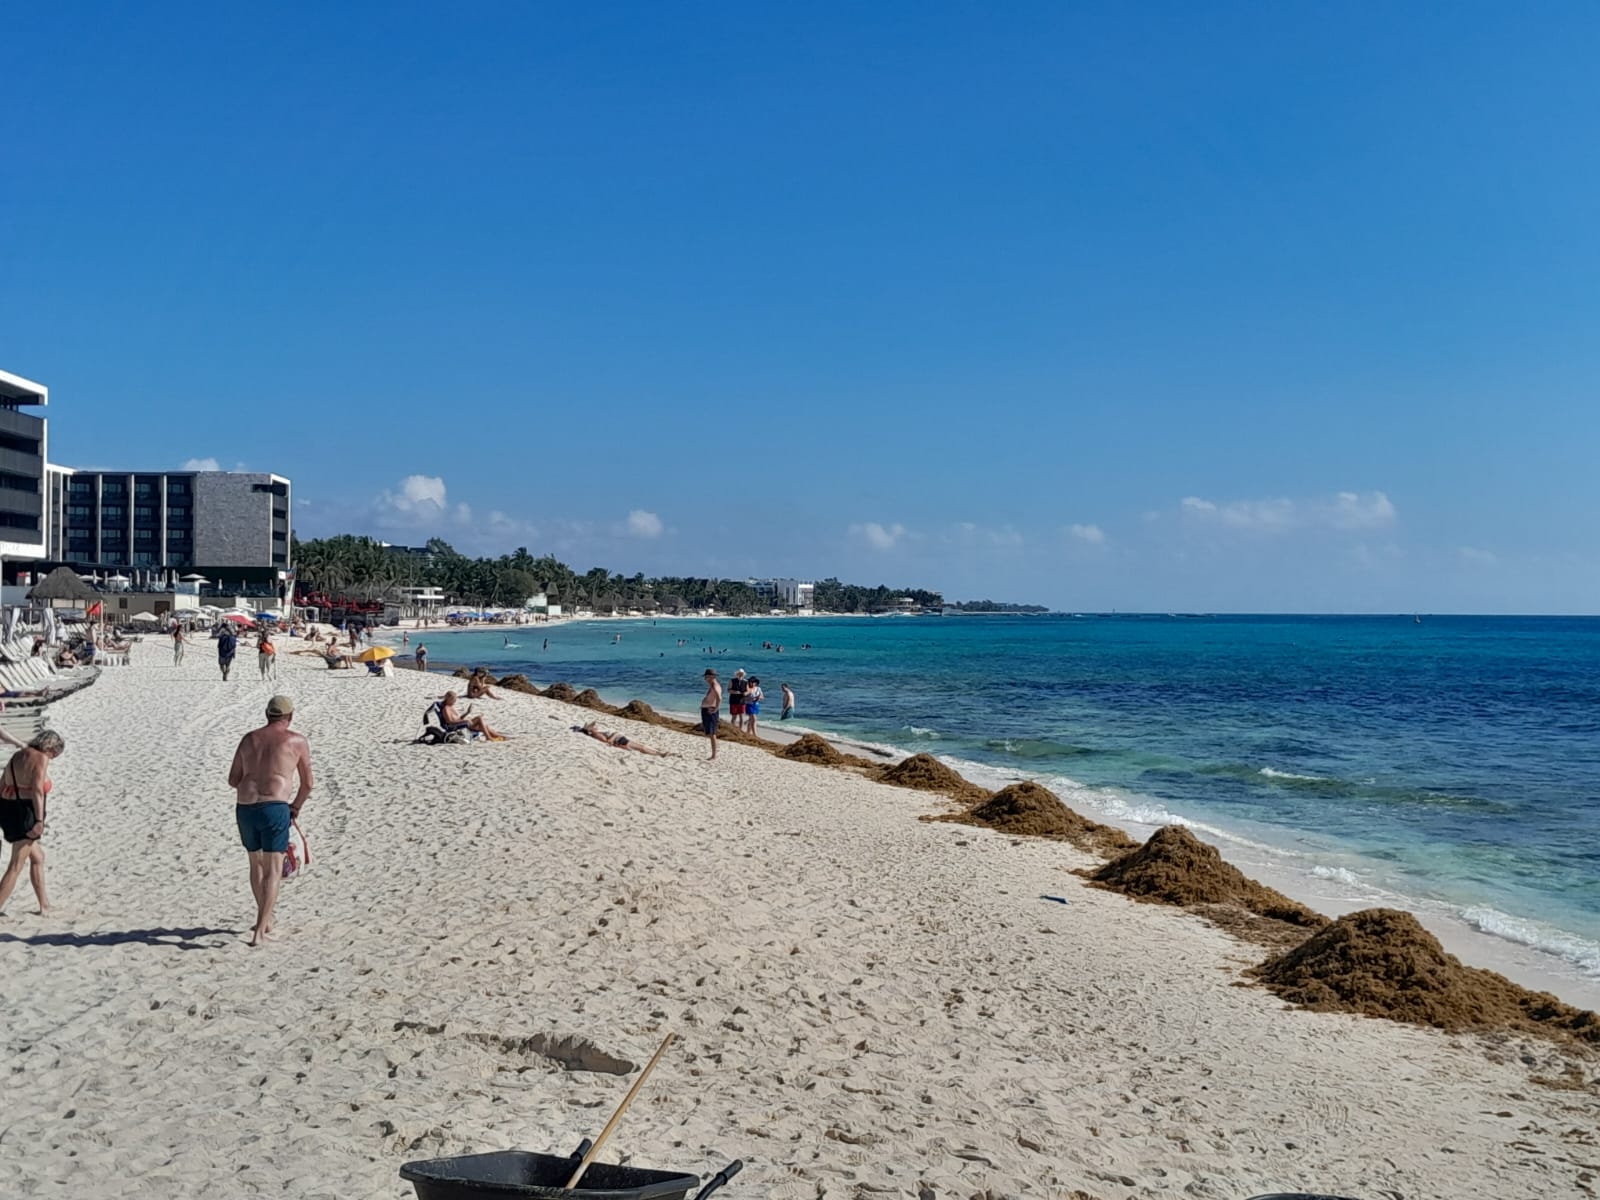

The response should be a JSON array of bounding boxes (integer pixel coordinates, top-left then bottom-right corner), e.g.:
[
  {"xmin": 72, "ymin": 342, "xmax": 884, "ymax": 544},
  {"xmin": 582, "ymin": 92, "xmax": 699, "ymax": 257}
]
[{"xmin": 29, "ymin": 565, "xmax": 102, "ymax": 603}]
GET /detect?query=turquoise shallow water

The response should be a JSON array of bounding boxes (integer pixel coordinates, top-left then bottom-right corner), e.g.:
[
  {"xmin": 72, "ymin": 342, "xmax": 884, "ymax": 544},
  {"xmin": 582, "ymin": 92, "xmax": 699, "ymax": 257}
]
[{"xmin": 412, "ymin": 613, "xmax": 1600, "ymax": 982}]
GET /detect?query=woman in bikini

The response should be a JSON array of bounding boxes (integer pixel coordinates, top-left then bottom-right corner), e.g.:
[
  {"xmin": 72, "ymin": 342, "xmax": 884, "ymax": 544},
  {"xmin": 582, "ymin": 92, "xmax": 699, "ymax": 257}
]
[
  {"xmin": 577, "ymin": 722, "xmax": 673, "ymax": 757},
  {"xmin": 0, "ymin": 730, "xmax": 66, "ymax": 915}
]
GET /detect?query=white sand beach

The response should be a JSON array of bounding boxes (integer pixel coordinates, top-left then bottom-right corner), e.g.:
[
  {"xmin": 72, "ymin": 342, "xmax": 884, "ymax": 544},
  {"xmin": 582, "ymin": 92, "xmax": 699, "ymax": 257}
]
[{"xmin": 5, "ymin": 641, "xmax": 1597, "ymax": 1199}]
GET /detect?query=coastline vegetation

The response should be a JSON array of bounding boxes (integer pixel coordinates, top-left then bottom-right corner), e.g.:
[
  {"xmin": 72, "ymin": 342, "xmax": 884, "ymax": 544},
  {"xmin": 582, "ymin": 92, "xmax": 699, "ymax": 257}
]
[{"xmin": 293, "ymin": 534, "xmax": 958, "ymax": 613}]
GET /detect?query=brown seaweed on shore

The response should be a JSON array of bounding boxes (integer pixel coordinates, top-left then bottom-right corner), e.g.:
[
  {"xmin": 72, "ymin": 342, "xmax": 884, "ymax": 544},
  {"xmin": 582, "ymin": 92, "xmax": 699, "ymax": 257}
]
[
  {"xmin": 615, "ymin": 699, "xmax": 667, "ymax": 724},
  {"xmin": 572, "ymin": 689, "xmax": 620, "ymax": 714},
  {"xmin": 778, "ymin": 733, "xmax": 846, "ymax": 765},
  {"xmin": 495, "ymin": 673, "xmax": 540, "ymax": 695},
  {"xmin": 876, "ymin": 753, "xmax": 992, "ymax": 805},
  {"xmin": 541, "ymin": 682, "xmax": 579, "ymax": 702},
  {"xmin": 1251, "ymin": 908, "xmax": 1600, "ymax": 1050},
  {"xmin": 1086, "ymin": 825, "xmax": 1327, "ymax": 937},
  {"xmin": 951, "ymin": 781, "xmax": 1137, "ymax": 857}
]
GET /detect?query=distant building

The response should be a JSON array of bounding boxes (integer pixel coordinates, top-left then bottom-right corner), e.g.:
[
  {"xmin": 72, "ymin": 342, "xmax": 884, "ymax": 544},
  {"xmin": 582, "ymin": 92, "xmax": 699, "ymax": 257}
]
[
  {"xmin": 384, "ymin": 543, "xmax": 439, "ymax": 565},
  {"xmin": 2, "ymin": 365, "xmax": 295, "ymax": 596},
  {"xmin": 0, "ymin": 369, "xmax": 50, "ymax": 565},
  {"xmin": 49, "ymin": 468, "xmax": 290, "ymax": 587},
  {"xmin": 773, "ymin": 578, "xmax": 815, "ymax": 609}
]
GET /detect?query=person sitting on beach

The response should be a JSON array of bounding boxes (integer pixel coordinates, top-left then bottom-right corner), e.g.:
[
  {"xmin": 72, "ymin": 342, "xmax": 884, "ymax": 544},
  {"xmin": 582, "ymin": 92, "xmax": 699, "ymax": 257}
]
[
  {"xmin": 465, "ymin": 667, "xmax": 499, "ymax": 700},
  {"xmin": 439, "ymin": 691, "xmax": 507, "ymax": 741},
  {"xmin": 575, "ymin": 722, "xmax": 673, "ymax": 757},
  {"xmin": 0, "ymin": 730, "xmax": 66, "ymax": 916},
  {"xmin": 323, "ymin": 633, "xmax": 352, "ymax": 672}
]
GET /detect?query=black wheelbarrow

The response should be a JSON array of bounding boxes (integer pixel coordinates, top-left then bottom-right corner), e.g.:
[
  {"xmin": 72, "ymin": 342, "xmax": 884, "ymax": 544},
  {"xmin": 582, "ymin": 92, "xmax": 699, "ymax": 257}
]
[{"xmin": 401, "ymin": 1138, "xmax": 743, "ymax": 1200}]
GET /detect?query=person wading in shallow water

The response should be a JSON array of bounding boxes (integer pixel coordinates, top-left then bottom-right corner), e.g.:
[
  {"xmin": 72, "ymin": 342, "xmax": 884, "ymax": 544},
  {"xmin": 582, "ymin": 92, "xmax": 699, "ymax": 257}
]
[{"xmin": 228, "ymin": 696, "xmax": 313, "ymax": 947}]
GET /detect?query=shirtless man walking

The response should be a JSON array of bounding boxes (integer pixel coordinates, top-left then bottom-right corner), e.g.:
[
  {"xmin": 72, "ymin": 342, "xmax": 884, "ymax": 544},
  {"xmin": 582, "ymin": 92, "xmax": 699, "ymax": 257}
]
[
  {"xmin": 227, "ymin": 695, "xmax": 313, "ymax": 947},
  {"xmin": 700, "ymin": 668, "xmax": 722, "ymax": 761}
]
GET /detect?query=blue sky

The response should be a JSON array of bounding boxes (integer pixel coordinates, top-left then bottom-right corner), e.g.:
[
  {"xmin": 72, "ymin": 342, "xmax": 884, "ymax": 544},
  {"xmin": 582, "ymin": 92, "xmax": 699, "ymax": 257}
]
[{"xmin": 4, "ymin": 4, "xmax": 1599, "ymax": 611}]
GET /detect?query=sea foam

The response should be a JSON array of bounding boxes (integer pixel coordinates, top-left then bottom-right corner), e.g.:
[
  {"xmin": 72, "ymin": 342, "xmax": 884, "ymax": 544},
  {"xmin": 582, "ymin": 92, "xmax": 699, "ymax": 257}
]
[{"xmin": 1460, "ymin": 907, "xmax": 1600, "ymax": 978}]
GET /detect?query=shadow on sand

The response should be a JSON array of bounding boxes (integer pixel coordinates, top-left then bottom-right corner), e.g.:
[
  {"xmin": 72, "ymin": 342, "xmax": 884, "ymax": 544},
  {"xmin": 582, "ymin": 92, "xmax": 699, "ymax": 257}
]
[{"xmin": 0, "ymin": 926, "xmax": 237, "ymax": 950}]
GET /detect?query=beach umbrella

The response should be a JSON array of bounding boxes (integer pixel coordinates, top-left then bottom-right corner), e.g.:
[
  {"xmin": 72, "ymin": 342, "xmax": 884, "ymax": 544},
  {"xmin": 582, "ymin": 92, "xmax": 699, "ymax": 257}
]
[
  {"xmin": 355, "ymin": 645, "xmax": 396, "ymax": 663},
  {"xmin": 222, "ymin": 613, "xmax": 255, "ymax": 626},
  {"xmin": 30, "ymin": 565, "xmax": 102, "ymax": 605},
  {"xmin": 129, "ymin": 612, "xmax": 160, "ymax": 623},
  {"xmin": 256, "ymin": 611, "xmax": 281, "ymax": 622}
]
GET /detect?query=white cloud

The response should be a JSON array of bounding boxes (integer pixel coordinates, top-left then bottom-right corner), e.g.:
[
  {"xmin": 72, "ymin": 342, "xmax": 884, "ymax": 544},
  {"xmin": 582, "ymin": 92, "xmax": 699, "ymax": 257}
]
[
  {"xmin": 182, "ymin": 457, "xmax": 220, "ymax": 472},
  {"xmin": 950, "ymin": 522, "xmax": 1022, "ymax": 549},
  {"xmin": 374, "ymin": 475, "xmax": 472, "ymax": 526},
  {"xmin": 1179, "ymin": 490, "xmax": 1396, "ymax": 534},
  {"xmin": 1325, "ymin": 490, "xmax": 1396, "ymax": 530},
  {"xmin": 1459, "ymin": 546, "xmax": 1497, "ymax": 567},
  {"xmin": 625, "ymin": 509, "xmax": 664, "ymax": 539},
  {"xmin": 850, "ymin": 521, "xmax": 907, "ymax": 551},
  {"xmin": 1068, "ymin": 523, "xmax": 1105, "ymax": 545}
]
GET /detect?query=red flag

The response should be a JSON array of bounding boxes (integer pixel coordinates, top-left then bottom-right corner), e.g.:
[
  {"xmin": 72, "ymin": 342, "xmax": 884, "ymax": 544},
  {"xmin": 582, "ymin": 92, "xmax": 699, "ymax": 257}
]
[{"xmin": 87, "ymin": 601, "xmax": 103, "ymax": 618}]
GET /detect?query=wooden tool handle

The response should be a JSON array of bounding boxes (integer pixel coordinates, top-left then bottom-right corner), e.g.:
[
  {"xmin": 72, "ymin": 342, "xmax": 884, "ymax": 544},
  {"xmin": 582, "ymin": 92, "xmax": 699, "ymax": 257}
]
[{"xmin": 564, "ymin": 1032, "xmax": 676, "ymax": 1190}]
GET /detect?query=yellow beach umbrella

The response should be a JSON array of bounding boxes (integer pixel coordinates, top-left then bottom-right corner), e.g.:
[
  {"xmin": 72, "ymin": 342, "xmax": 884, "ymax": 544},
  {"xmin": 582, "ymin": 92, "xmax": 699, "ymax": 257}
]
[{"xmin": 355, "ymin": 645, "xmax": 397, "ymax": 663}]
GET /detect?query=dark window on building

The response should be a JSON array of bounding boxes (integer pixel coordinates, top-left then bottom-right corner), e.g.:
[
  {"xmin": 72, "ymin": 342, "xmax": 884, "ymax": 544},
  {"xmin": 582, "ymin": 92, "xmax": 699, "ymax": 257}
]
[
  {"xmin": 0, "ymin": 432, "xmax": 40, "ymax": 456},
  {"xmin": 251, "ymin": 482, "xmax": 289, "ymax": 497},
  {"xmin": 66, "ymin": 506, "xmax": 92, "ymax": 519},
  {"xmin": 168, "ymin": 481, "xmax": 189, "ymax": 496},
  {"xmin": 135, "ymin": 506, "xmax": 155, "ymax": 519},
  {"xmin": 0, "ymin": 472, "xmax": 38, "ymax": 493},
  {"xmin": 136, "ymin": 529, "xmax": 155, "ymax": 541},
  {"xmin": 168, "ymin": 507, "xmax": 188, "ymax": 519},
  {"xmin": 0, "ymin": 513, "xmax": 38, "ymax": 530},
  {"xmin": 102, "ymin": 506, "xmax": 125, "ymax": 520}
]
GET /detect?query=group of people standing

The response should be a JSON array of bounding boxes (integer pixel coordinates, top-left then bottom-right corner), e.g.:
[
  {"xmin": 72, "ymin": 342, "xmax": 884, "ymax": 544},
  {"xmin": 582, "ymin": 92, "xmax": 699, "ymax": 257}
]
[{"xmin": 698, "ymin": 668, "xmax": 796, "ymax": 760}]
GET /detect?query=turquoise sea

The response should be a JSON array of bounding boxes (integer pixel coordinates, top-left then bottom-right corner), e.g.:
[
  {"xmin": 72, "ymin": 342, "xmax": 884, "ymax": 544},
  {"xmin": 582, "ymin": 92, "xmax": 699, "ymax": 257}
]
[{"xmin": 410, "ymin": 614, "xmax": 1600, "ymax": 992}]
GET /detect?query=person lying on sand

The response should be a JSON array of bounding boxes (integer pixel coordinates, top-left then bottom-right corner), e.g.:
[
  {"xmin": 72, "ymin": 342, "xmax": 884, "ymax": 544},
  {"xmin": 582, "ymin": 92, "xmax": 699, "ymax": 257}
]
[
  {"xmin": 465, "ymin": 668, "xmax": 499, "ymax": 700},
  {"xmin": 575, "ymin": 722, "xmax": 673, "ymax": 757},
  {"xmin": 440, "ymin": 691, "xmax": 507, "ymax": 741}
]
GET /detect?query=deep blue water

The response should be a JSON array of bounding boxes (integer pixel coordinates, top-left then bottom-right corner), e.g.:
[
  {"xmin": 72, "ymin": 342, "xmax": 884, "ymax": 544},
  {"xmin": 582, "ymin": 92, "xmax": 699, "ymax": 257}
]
[{"xmin": 410, "ymin": 614, "xmax": 1600, "ymax": 979}]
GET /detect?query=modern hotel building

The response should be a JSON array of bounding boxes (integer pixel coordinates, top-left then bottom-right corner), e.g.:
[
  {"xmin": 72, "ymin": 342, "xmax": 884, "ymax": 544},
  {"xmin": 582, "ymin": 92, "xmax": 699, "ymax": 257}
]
[{"xmin": 1, "ymin": 366, "xmax": 292, "ymax": 592}]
